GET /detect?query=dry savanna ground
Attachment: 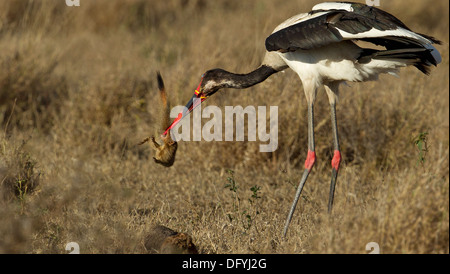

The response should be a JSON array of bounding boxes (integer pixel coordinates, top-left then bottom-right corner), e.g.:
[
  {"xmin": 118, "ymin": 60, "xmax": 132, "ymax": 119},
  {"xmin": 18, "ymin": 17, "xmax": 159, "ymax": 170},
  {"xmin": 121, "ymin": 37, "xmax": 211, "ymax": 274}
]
[{"xmin": 0, "ymin": 0, "xmax": 448, "ymax": 254}]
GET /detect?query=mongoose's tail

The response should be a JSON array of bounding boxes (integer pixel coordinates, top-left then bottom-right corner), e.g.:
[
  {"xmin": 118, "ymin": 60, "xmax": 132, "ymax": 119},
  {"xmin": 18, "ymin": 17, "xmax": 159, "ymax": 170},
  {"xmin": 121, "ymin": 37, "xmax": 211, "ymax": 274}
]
[{"xmin": 157, "ymin": 71, "xmax": 171, "ymax": 133}]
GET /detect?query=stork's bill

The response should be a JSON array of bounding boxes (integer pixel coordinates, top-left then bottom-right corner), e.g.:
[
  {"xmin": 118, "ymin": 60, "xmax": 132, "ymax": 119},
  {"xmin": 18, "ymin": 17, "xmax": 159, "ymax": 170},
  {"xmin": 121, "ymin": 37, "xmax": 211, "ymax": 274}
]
[{"xmin": 162, "ymin": 76, "xmax": 207, "ymax": 137}]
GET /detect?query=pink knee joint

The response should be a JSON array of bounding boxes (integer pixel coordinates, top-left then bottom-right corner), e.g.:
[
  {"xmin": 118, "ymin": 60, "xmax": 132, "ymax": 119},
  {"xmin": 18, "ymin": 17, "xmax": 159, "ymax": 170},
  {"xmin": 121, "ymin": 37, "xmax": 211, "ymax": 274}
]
[
  {"xmin": 304, "ymin": 150, "xmax": 316, "ymax": 171},
  {"xmin": 331, "ymin": 150, "xmax": 341, "ymax": 171}
]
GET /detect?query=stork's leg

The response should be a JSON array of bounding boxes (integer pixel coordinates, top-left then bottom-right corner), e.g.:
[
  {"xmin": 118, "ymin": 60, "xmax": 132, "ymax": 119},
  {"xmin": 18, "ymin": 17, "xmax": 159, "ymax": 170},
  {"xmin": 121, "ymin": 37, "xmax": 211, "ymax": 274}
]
[
  {"xmin": 325, "ymin": 82, "xmax": 341, "ymax": 213},
  {"xmin": 327, "ymin": 102, "xmax": 341, "ymax": 213},
  {"xmin": 283, "ymin": 102, "xmax": 316, "ymax": 237}
]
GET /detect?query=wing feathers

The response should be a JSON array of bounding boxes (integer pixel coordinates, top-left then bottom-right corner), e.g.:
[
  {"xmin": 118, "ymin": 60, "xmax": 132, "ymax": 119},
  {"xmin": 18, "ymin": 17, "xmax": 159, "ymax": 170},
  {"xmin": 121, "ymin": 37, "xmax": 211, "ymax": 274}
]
[
  {"xmin": 265, "ymin": 12, "xmax": 344, "ymax": 51},
  {"xmin": 265, "ymin": 3, "xmax": 439, "ymax": 53}
]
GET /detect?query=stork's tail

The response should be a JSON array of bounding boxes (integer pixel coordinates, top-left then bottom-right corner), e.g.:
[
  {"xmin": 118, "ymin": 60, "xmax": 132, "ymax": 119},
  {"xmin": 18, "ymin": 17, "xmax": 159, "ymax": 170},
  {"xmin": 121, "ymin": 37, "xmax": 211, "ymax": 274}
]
[{"xmin": 358, "ymin": 36, "xmax": 442, "ymax": 75}]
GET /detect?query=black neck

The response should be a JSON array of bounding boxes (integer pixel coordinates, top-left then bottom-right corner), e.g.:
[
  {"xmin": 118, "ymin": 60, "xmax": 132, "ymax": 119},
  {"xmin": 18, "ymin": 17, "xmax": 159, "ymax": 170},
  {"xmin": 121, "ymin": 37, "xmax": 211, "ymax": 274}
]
[{"xmin": 220, "ymin": 65, "xmax": 278, "ymax": 89}]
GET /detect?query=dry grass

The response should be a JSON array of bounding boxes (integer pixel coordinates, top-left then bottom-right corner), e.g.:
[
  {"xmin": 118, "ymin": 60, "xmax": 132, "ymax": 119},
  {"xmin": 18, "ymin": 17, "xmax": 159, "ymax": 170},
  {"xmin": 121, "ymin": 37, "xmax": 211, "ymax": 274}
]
[{"xmin": 0, "ymin": 0, "xmax": 448, "ymax": 254}]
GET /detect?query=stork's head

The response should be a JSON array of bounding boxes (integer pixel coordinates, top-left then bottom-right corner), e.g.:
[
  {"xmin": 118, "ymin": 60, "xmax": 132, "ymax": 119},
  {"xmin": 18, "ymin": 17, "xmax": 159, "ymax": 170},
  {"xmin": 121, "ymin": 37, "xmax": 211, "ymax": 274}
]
[
  {"xmin": 196, "ymin": 68, "xmax": 230, "ymax": 97},
  {"xmin": 179, "ymin": 69, "xmax": 229, "ymax": 116},
  {"xmin": 162, "ymin": 70, "xmax": 230, "ymax": 136}
]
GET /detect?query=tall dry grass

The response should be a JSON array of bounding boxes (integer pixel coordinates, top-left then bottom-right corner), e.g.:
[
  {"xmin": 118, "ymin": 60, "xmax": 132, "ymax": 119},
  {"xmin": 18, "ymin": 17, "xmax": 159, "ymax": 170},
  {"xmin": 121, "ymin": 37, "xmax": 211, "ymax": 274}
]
[{"xmin": 0, "ymin": 0, "xmax": 448, "ymax": 254}]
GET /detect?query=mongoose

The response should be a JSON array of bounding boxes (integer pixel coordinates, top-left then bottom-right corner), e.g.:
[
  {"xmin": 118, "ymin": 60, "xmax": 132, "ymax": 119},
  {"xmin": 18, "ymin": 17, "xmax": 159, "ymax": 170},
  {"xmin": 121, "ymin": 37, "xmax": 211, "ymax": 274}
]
[{"xmin": 140, "ymin": 72, "xmax": 177, "ymax": 167}]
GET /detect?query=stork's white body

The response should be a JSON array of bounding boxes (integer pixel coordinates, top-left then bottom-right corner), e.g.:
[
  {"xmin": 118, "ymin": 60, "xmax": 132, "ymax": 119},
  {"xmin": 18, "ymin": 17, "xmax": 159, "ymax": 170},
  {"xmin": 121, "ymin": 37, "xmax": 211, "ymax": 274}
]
[{"xmin": 278, "ymin": 41, "xmax": 385, "ymax": 84}]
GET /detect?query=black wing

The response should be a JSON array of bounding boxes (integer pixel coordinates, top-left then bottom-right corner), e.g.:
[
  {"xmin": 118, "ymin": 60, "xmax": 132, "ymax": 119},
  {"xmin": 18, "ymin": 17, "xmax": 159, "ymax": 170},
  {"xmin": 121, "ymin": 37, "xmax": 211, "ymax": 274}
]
[
  {"xmin": 265, "ymin": 3, "xmax": 428, "ymax": 52},
  {"xmin": 265, "ymin": 12, "xmax": 344, "ymax": 52}
]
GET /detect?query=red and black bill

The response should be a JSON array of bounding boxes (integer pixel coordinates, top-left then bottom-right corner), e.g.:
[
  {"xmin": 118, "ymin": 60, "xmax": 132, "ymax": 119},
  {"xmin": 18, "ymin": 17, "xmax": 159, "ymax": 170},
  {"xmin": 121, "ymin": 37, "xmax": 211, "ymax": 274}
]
[{"xmin": 162, "ymin": 75, "xmax": 206, "ymax": 137}]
